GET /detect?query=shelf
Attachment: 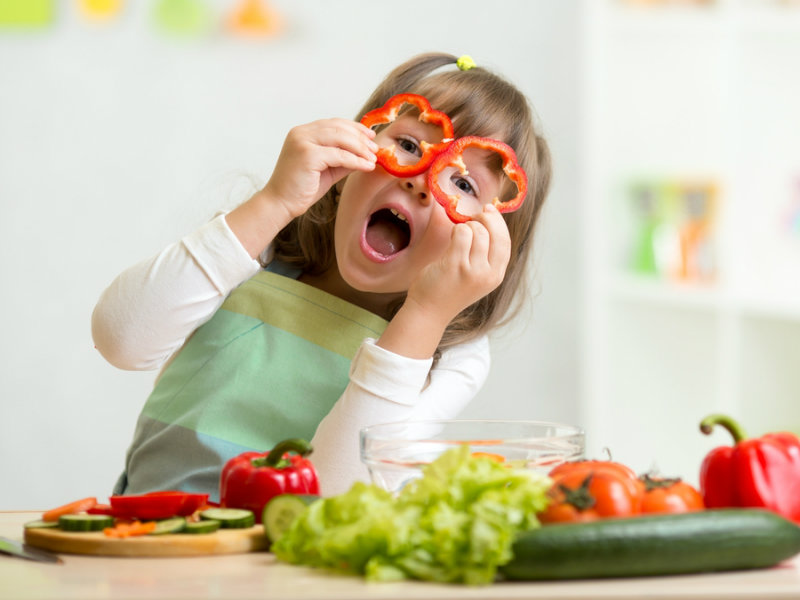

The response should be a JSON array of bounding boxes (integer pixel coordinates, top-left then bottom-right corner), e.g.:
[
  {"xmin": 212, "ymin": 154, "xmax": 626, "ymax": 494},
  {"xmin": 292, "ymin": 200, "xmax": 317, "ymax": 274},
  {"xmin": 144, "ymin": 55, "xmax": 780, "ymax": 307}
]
[{"xmin": 610, "ymin": 275, "xmax": 800, "ymax": 321}]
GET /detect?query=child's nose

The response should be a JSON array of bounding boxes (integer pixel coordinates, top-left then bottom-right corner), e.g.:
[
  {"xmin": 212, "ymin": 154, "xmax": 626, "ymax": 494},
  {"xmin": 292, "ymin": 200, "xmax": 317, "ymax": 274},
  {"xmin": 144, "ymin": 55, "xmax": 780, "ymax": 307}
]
[{"xmin": 400, "ymin": 172, "xmax": 431, "ymax": 205}]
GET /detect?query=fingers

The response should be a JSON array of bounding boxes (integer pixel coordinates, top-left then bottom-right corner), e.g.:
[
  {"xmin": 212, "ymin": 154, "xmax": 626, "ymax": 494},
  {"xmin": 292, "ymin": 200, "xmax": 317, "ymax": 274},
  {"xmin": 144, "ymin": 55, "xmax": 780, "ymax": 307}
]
[
  {"xmin": 294, "ymin": 118, "xmax": 378, "ymax": 172},
  {"xmin": 471, "ymin": 204, "xmax": 512, "ymax": 270}
]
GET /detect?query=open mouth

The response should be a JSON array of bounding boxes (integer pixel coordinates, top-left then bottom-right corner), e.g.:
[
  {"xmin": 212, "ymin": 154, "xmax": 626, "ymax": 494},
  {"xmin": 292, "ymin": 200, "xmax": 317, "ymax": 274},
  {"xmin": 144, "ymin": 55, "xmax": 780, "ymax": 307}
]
[{"xmin": 364, "ymin": 208, "xmax": 411, "ymax": 259}]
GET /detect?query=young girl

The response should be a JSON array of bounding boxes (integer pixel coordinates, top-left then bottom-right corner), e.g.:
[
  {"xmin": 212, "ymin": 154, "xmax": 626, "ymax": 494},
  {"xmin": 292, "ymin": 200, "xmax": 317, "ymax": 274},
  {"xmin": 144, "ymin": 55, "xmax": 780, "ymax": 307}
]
[{"xmin": 92, "ymin": 52, "xmax": 552, "ymax": 498}]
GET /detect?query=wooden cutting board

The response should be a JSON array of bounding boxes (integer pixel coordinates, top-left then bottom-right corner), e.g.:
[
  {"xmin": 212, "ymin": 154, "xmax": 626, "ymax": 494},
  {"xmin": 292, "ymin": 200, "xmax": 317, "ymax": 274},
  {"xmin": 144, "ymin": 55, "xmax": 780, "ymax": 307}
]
[{"xmin": 24, "ymin": 525, "xmax": 269, "ymax": 557}]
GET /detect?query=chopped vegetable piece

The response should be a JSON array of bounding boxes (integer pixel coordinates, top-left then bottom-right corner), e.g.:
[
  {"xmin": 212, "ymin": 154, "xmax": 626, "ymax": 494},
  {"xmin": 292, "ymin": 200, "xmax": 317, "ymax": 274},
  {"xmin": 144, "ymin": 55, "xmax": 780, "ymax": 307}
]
[
  {"xmin": 103, "ymin": 520, "xmax": 158, "ymax": 538},
  {"xmin": 220, "ymin": 438, "xmax": 319, "ymax": 523},
  {"xmin": 200, "ymin": 508, "xmax": 255, "ymax": 529},
  {"xmin": 42, "ymin": 496, "xmax": 98, "ymax": 522},
  {"xmin": 149, "ymin": 517, "xmax": 187, "ymax": 535},
  {"xmin": 59, "ymin": 514, "xmax": 114, "ymax": 532},
  {"xmin": 109, "ymin": 491, "xmax": 209, "ymax": 520},
  {"xmin": 184, "ymin": 519, "xmax": 221, "ymax": 534}
]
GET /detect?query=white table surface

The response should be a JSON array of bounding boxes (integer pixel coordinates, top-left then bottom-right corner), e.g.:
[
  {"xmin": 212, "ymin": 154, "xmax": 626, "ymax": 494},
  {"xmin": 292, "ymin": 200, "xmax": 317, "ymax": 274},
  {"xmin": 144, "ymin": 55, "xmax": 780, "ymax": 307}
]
[{"xmin": 3, "ymin": 511, "xmax": 800, "ymax": 600}]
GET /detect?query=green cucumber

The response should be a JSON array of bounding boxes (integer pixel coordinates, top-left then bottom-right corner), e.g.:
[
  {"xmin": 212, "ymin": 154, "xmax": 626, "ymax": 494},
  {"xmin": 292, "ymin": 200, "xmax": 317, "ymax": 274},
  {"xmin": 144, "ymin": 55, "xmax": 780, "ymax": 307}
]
[
  {"xmin": 183, "ymin": 519, "xmax": 221, "ymax": 534},
  {"xmin": 263, "ymin": 494, "xmax": 321, "ymax": 543},
  {"xmin": 23, "ymin": 520, "xmax": 60, "ymax": 529},
  {"xmin": 149, "ymin": 517, "xmax": 186, "ymax": 535},
  {"xmin": 58, "ymin": 514, "xmax": 114, "ymax": 532},
  {"xmin": 501, "ymin": 508, "xmax": 800, "ymax": 580},
  {"xmin": 199, "ymin": 508, "xmax": 255, "ymax": 529}
]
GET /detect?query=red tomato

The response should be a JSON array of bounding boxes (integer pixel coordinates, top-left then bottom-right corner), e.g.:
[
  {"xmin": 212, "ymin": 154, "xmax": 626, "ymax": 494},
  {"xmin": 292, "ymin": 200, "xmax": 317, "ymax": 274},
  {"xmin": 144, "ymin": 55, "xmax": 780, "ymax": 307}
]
[
  {"xmin": 640, "ymin": 475, "xmax": 705, "ymax": 514},
  {"xmin": 539, "ymin": 460, "xmax": 645, "ymax": 523}
]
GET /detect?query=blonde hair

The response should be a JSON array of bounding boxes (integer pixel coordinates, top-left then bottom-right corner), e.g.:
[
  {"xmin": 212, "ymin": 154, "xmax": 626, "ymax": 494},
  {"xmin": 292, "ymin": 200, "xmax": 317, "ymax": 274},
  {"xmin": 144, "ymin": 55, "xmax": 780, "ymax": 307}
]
[{"xmin": 273, "ymin": 52, "xmax": 552, "ymax": 353}]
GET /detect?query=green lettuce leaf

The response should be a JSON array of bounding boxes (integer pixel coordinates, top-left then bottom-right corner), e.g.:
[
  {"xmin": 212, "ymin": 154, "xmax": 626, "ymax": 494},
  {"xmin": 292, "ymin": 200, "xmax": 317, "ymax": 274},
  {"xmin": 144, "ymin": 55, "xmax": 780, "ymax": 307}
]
[{"xmin": 272, "ymin": 444, "xmax": 551, "ymax": 585}]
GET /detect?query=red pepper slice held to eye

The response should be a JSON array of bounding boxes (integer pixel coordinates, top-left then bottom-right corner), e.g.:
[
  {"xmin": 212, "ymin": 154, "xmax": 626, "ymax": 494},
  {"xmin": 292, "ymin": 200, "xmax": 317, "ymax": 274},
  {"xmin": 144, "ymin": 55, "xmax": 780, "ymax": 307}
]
[
  {"xmin": 427, "ymin": 136, "xmax": 528, "ymax": 224},
  {"xmin": 360, "ymin": 93, "xmax": 454, "ymax": 178}
]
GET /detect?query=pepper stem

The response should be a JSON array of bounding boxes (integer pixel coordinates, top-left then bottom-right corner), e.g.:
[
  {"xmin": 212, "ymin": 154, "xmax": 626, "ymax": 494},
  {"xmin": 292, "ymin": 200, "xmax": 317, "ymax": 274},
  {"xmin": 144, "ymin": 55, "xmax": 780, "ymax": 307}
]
[
  {"xmin": 252, "ymin": 438, "xmax": 313, "ymax": 469},
  {"xmin": 699, "ymin": 414, "xmax": 748, "ymax": 443}
]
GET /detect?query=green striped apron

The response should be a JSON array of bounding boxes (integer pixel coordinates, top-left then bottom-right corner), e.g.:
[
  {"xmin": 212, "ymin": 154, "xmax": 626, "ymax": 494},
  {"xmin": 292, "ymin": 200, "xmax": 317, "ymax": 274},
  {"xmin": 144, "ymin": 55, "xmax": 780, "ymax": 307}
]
[{"xmin": 114, "ymin": 269, "xmax": 388, "ymax": 502}]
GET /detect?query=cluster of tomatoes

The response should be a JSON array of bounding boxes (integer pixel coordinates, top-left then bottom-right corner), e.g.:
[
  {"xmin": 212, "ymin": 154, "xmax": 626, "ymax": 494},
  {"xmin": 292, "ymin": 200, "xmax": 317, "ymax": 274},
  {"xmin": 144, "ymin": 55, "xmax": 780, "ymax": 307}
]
[{"xmin": 537, "ymin": 460, "xmax": 704, "ymax": 523}]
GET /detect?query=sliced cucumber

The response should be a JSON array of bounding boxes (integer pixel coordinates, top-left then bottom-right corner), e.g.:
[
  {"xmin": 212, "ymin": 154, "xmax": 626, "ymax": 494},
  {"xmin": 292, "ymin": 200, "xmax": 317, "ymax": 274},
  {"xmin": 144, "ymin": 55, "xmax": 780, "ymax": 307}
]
[
  {"xmin": 199, "ymin": 508, "xmax": 255, "ymax": 529},
  {"xmin": 149, "ymin": 517, "xmax": 187, "ymax": 535},
  {"xmin": 184, "ymin": 519, "xmax": 221, "ymax": 534},
  {"xmin": 23, "ymin": 519, "xmax": 60, "ymax": 529},
  {"xmin": 263, "ymin": 494, "xmax": 320, "ymax": 543},
  {"xmin": 59, "ymin": 514, "xmax": 114, "ymax": 532}
]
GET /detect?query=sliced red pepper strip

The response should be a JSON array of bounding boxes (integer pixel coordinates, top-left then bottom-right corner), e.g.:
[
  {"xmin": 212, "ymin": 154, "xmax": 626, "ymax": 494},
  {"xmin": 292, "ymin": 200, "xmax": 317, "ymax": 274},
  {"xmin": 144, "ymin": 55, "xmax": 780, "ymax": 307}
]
[
  {"xmin": 108, "ymin": 491, "xmax": 209, "ymax": 520},
  {"xmin": 360, "ymin": 93, "xmax": 454, "ymax": 178},
  {"xmin": 427, "ymin": 136, "xmax": 528, "ymax": 224}
]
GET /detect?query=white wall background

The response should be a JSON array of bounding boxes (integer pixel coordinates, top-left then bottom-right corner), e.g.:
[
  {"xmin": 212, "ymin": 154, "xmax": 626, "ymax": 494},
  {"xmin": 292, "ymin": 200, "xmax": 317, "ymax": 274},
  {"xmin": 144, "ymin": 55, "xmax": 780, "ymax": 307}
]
[{"xmin": 0, "ymin": 0, "xmax": 583, "ymax": 509}]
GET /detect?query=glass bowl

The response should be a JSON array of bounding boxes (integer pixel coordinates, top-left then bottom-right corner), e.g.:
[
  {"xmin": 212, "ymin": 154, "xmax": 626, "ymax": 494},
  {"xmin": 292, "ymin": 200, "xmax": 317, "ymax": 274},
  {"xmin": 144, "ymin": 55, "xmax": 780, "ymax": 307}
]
[{"xmin": 360, "ymin": 419, "xmax": 585, "ymax": 493}]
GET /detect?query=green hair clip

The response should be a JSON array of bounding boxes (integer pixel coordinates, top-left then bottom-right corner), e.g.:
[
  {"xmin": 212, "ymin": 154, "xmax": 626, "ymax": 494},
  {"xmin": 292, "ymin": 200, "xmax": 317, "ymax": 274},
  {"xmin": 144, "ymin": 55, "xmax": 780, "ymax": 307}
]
[{"xmin": 456, "ymin": 55, "xmax": 476, "ymax": 71}]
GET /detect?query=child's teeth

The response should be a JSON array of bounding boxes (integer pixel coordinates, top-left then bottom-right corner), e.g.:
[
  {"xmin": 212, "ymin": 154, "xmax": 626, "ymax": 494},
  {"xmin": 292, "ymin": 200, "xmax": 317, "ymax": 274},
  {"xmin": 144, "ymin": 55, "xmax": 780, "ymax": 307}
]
[{"xmin": 390, "ymin": 209, "xmax": 408, "ymax": 222}]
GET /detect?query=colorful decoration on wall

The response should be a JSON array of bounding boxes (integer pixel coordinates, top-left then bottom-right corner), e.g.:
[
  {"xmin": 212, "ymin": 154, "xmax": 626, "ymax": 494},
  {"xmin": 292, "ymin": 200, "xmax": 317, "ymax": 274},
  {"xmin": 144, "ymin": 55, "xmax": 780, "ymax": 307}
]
[
  {"xmin": 0, "ymin": 0, "xmax": 53, "ymax": 26},
  {"xmin": 226, "ymin": 0, "xmax": 281, "ymax": 37},
  {"xmin": 626, "ymin": 177, "xmax": 718, "ymax": 283},
  {"xmin": 78, "ymin": 0, "xmax": 124, "ymax": 21}
]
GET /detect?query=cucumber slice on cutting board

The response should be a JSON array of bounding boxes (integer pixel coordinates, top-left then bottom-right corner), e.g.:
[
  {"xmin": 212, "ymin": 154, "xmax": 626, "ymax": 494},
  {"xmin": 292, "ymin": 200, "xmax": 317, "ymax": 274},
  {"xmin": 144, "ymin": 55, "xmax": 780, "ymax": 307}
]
[
  {"xmin": 263, "ymin": 494, "xmax": 320, "ymax": 543},
  {"xmin": 199, "ymin": 508, "xmax": 255, "ymax": 529},
  {"xmin": 149, "ymin": 517, "xmax": 187, "ymax": 535},
  {"xmin": 58, "ymin": 514, "xmax": 114, "ymax": 532},
  {"xmin": 183, "ymin": 519, "xmax": 221, "ymax": 534}
]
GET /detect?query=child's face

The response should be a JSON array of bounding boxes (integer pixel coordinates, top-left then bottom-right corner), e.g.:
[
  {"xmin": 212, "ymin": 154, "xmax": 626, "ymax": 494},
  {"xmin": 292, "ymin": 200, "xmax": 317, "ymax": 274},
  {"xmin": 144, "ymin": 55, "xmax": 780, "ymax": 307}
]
[{"xmin": 333, "ymin": 114, "xmax": 505, "ymax": 295}]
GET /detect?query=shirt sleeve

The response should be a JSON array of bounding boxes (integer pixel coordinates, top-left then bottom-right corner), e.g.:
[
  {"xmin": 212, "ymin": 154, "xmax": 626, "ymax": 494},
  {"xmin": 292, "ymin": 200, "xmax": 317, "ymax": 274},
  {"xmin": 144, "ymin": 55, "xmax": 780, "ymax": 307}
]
[
  {"xmin": 91, "ymin": 214, "xmax": 261, "ymax": 371},
  {"xmin": 309, "ymin": 335, "xmax": 491, "ymax": 496}
]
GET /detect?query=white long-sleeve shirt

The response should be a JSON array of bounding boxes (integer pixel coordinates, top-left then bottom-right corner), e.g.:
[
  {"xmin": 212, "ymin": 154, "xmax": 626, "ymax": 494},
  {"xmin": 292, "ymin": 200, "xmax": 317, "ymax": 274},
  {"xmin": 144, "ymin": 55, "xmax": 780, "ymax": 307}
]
[{"xmin": 92, "ymin": 214, "xmax": 490, "ymax": 496}]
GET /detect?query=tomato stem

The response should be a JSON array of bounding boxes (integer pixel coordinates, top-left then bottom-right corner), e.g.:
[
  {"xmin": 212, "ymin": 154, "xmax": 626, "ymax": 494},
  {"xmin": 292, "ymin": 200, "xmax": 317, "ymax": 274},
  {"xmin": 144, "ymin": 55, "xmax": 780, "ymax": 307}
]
[{"xmin": 560, "ymin": 475, "xmax": 597, "ymax": 512}]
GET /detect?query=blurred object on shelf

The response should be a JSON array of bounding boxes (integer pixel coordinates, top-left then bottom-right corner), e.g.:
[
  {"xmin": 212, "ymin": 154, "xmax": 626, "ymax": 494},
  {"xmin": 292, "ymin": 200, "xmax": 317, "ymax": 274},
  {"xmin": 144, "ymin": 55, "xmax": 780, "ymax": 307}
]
[
  {"xmin": 627, "ymin": 177, "xmax": 717, "ymax": 283},
  {"xmin": 619, "ymin": 0, "xmax": 717, "ymax": 6},
  {"xmin": 226, "ymin": 0, "xmax": 282, "ymax": 38},
  {"xmin": 78, "ymin": 0, "xmax": 123, "ymax": 21},
  {"xmin": 0, "ymin": 0, "xmax": 53, "ymax": 26},
  {"xmin": 153, "ymin": 0, "xmax": 212, "ymax": 37}
]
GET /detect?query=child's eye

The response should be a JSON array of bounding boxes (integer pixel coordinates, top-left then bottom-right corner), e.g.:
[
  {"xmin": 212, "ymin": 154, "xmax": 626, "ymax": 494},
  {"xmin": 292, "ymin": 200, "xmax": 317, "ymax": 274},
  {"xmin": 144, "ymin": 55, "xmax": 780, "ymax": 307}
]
[
  {"xmin": 451, "ymin": 175, "xmax": 477, "ymax": 196},
  {"xmin": 396, "ymin": 136, "xmax": 422, "ymax": 157}
]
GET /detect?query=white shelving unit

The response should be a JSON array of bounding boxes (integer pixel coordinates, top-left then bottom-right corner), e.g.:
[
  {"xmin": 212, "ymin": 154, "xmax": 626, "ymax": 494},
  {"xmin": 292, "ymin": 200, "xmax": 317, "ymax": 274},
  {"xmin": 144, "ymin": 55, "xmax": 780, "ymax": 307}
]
[{"xmin": 580, "ymin": 0, "xmax": 800, "ymax": 484}]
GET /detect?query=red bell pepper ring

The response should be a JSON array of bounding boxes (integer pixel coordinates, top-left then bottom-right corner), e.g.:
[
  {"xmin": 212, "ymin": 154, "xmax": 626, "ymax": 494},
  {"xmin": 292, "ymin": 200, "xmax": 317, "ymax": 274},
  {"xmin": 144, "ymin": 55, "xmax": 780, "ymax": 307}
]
[
  {"xmin": 219, "ymin": 438, "xmax": 320, "ymax": 523},
  {"xmin": 699, "ymin": 414, "xmax": 800, "ymax": 523},
  {"xmin": 427, "ymin": 136, "xmax": 528, "ymax": 224},
  {"xmin": 360, "ymin": 93, "xmax": 454, "ymax": 178},
  {"xmin": 108, "ymin": 491, "xmax": 210, "ymax": 520}
]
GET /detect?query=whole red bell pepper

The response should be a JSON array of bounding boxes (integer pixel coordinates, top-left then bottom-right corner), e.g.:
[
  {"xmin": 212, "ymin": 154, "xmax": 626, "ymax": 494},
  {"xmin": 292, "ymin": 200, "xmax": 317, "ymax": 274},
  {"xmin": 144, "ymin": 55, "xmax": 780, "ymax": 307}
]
[
  {"xmin": 360, "ymin": 93, "xmax": 454, "ymax": 178},
  {"xmin": 427, "ymin": 135, "xmax": 528, "ymax": 224},
  {"xmin": 220, "ymin": 438, "xmax": 320, "ymax": 523},
  {"xmin": 699, "ymin": 414, "xmax": 800, "ymax": 523}
]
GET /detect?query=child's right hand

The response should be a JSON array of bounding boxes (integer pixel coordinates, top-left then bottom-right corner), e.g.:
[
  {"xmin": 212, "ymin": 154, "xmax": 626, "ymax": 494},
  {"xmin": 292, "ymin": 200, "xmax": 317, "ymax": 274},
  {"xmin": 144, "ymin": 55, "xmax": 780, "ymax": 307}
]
[{"xmin": 263, "ymin": 118, "xmax": 378, "ymax": 220}]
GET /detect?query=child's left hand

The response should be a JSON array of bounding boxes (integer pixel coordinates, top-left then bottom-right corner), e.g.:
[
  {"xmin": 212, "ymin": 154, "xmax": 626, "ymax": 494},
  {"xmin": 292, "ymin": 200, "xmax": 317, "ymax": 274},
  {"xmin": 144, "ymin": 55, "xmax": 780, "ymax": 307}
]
[{"xmin": 406, "ymin": 203, "xmax": 511, "ymax": 326}]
